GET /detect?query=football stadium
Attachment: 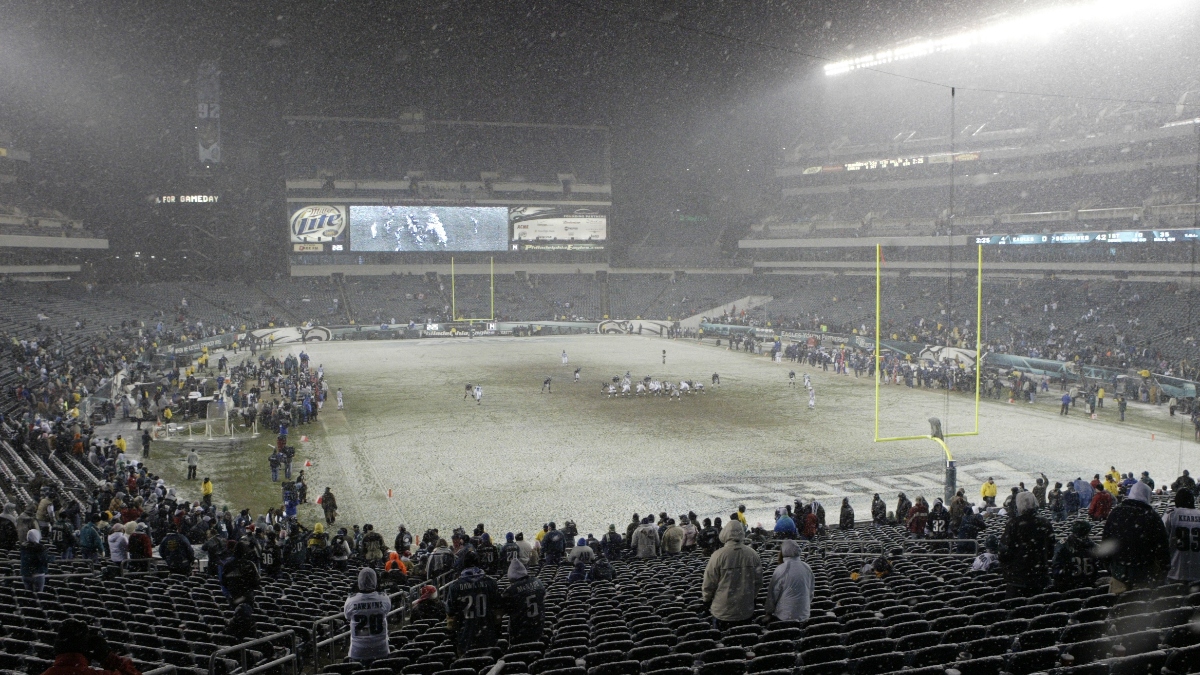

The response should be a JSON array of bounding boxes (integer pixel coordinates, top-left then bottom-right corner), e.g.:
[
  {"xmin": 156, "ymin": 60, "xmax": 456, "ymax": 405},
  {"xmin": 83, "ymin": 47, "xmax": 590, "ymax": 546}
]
[{"xmin": 2, "ymin": 3, "xmax": 1200, "ymax": 675}]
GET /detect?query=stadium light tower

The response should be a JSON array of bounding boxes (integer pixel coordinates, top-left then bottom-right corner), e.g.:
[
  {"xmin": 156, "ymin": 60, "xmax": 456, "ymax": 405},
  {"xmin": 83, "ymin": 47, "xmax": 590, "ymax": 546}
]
[{"xmin": 824, "ymin": 0, "xmax": 1189, "ymax": 76}]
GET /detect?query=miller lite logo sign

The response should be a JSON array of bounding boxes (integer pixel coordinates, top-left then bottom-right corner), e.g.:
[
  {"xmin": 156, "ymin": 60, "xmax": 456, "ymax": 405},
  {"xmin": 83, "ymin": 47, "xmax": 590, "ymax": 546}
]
[{"xmin": 290, "ymin": 205, "xmax": 347, "ymax": 243}]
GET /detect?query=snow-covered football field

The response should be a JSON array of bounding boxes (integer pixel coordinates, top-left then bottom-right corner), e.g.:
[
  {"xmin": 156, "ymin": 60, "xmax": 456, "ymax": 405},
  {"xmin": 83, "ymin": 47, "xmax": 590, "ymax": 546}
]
[{"xmin": 216, "ymin": 335, "xmax": 1199, "ymax": 537}]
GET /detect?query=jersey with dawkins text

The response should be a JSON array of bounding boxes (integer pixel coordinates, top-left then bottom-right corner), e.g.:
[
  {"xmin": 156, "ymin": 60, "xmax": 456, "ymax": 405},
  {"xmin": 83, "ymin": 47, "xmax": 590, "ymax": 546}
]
[
  {"xmin": 344, "ymin": 590, "xmax": 392, "ymax": 660},
  {"xmin": 1164, "ymin": 506, "xmax": 1200, "ymax": 582}
]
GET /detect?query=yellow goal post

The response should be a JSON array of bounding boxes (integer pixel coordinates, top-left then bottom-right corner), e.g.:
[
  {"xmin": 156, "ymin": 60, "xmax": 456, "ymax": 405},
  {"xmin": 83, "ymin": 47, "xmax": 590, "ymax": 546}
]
[{"xmin": 874, "ymin": 243, "xmax": 983, "ymax": 500}]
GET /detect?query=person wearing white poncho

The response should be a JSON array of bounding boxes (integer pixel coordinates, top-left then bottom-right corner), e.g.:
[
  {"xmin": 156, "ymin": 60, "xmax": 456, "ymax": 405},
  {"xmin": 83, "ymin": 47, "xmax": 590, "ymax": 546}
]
[{"xmin": 763, "ymin": 539, "xmax": 813, "ymax": 622}]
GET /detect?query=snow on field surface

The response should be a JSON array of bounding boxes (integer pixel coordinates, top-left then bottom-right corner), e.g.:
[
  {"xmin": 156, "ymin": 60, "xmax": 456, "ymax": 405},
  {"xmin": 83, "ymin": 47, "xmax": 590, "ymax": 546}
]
[{"xmin": 273, "ymin": 335, "xmax": 1196, "ymax": 537}]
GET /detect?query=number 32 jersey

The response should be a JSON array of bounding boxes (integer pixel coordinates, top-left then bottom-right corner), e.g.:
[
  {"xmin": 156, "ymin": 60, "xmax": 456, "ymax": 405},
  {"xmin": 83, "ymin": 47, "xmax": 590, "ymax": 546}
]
[
  {"xmin": 344, "ymin": 591, "xmax": 392, "ymax": 660},
  {"xmin": 1164, "ymin": 507, "xmax": 1200, "ymax": 582}
]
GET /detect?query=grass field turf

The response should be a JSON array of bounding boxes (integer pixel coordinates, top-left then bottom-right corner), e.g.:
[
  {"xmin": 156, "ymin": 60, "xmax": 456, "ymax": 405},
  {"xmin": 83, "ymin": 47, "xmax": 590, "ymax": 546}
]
[{"xmin": 141, "ymin": 335, "xmax": 1200, "ymax": 535}]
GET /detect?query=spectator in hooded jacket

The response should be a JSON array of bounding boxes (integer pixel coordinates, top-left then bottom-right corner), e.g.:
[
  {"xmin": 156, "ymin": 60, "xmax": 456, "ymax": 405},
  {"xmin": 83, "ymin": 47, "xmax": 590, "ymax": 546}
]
[
  {"xmin": 1073, "ymin": 478, "xmax": 1094, "ymax": 509},
  {"xmin": 1103, "ymin": 481, "xmax": 1170, "ymax": 592},
  {"xmin": 501, "ymin": 557, "xmax": 545, "ymax": 641},
  {"xmin": 21, "ymin": 529, "xmax": 50, "ymax": 592},
  {"xmin": 948, "ymin": 490, "xmax": 969, "ymax": 532},
  {"xmin": 773, "ymin": 510, "xmax": 798, "ymax": 539},
  {"xmin": 702, "ymin": 521, "xmax": 763, "ymax": 629},
  {"xmin": 632, "ymin": 517, "xmax": 660, "ymax": 558},
  {"xmin": 998, "ymin": 492, "xmax": 1055, "ymax": 598},
  {"xmin": 895, "ymin": 493, "xmax": 912, "ymax": 523},
  {"xmin": 905, "ymin": 497, "xmax": 929, "ymax": 538},
  {"xmin": 927, "ymin": 499, "xmax": 951, "ymax": 538},
  {"xmin": 425, "ymin": 539, "xmax": 454, "ymax": 580},
  {"xmin": 106, "ymin": 523, "xmax": 128, "ymax": 564},
  {"xmin": 763, "ymin": 539, "xmax": 812, "ymax": 623},
  {"xmin": 871, "ymin": 494, "xmax": 887, "ymax": 525},
  {"xmin": 838, "ymin": 499, "xmax": 854, "ymax": 530},
  {"xmin": 344, "ymin": 567, "xmax": 391, "ymax": 665}
]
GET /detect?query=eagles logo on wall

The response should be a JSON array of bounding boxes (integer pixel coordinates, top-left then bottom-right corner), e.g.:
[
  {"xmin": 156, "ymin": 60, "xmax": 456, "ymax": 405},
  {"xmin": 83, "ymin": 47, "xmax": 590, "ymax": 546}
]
[{"xmin": 290, "ymin": 205, "xmax": 348, "ymax": 243}]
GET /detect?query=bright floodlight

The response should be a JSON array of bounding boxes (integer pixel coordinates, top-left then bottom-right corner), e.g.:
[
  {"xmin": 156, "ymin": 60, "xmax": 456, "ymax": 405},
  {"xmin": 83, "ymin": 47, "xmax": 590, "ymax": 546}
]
[{"xmin": 824, "ymin": 0, "xmax": 1189, "ymax": 76}]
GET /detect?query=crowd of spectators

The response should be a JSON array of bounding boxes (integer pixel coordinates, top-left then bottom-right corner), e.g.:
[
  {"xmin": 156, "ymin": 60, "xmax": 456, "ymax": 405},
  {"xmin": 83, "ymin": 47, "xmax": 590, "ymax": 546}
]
[{"xmin": 0, "ymin": 331, "xmax": 1199, "ymax": 675}]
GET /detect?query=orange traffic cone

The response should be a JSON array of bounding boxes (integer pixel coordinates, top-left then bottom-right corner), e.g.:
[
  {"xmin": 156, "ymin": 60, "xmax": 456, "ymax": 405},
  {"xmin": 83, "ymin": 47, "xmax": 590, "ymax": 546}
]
[{"xmin": 304, "ymin": 459, "xmax": 313, "ymax": 467}]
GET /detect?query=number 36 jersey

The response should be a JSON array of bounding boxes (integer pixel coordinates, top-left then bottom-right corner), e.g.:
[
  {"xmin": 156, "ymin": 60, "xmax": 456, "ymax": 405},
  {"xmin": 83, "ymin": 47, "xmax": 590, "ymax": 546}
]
[
  {"xmin": 1164, "ymin": 507, "xmax": 1200, "ymax": 582},
  {"xmin": 344, "ymin": 591, "xmax": 393, "ymax": 660}
]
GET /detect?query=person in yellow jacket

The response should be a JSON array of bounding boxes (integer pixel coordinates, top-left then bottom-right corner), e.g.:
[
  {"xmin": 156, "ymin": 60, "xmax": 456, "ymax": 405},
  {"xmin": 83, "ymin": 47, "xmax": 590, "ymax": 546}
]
[
  {"xmin": 114, "ymin": 435, "xmax": 127, "ymax": 454},
  {"xmin": 1106, "ymin": 466, "xmax": 1121, "ymax": 484},
  {"xmin": 201, "ymin": 477, "xmax": 213, "ymax": 506},
  {"xmin": 1103, "ymin": 474, "xmax": 1120, "ymax": 496},
  {"xmin": 736, "ymin": 504, "xmax": 748, "ymax": 526},
  {"xmin": 980, "ymin": 477, "xmax": 998, "ymax": 507}
]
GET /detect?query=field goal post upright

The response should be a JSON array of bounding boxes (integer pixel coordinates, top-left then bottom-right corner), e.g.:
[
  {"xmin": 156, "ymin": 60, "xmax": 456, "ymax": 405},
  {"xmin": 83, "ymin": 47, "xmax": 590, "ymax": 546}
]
[
  {"xmin": 450, "ymin": 256, "xmax": 496, "ymax": 323},
  {"xmin": 875, "ymin": 243, "xmax": 984, "ymax": 503}
]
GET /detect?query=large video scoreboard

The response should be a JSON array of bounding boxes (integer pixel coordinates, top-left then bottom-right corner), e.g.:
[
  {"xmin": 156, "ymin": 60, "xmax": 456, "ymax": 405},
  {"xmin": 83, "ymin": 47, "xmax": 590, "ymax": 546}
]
[{"xmin": 289, "ymin": 202, "xmax": 608, "ymax": 255}]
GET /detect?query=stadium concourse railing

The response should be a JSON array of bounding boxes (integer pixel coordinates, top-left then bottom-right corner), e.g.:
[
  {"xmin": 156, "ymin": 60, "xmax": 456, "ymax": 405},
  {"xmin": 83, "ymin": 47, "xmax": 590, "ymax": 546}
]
[{"xmin": 207, "ymin": 630, "xmax": 299, "ymax": 675}]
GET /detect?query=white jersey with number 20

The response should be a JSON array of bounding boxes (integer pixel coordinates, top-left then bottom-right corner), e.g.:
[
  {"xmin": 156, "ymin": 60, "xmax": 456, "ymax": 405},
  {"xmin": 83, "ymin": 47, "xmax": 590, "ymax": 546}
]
[{"xmin": 344, "ymin": 591, "xmax": 392, "ymax": 660}]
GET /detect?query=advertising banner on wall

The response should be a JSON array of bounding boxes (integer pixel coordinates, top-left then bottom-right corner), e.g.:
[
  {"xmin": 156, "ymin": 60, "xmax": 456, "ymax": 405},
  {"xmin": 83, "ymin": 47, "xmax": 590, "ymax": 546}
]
[
  {"xmin": 510, "ymin": 206, "xmax": 607, "ymax": 243},
  {"xmin": 196, "ymin": 62, "xmax": 221, "ymax": 164},
  {"xmin": 289, "ymin": 205, "xmax": 348, "ymax": 250}
]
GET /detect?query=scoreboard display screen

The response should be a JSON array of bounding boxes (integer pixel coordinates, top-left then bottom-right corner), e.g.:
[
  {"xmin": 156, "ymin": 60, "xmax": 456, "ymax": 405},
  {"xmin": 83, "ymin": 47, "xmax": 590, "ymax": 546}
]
[
  {"xmin": 287, "ymin": 202, "xmax": 609, "ymax": 255},
  {"xmin": 349, "ymin": 205, "xmax": 508, "ymax": 252}
]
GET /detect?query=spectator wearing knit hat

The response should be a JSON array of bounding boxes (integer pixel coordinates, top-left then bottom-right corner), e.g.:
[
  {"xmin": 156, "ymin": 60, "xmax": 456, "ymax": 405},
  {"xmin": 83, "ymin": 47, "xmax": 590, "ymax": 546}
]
[
  {"xmin": 501, "ymin": 558, "xmax": 545, "ymax": 643},
  {"xmin": 344, "ymin": 567, "xmax": 391, "ymax": 665}
]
